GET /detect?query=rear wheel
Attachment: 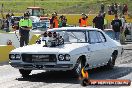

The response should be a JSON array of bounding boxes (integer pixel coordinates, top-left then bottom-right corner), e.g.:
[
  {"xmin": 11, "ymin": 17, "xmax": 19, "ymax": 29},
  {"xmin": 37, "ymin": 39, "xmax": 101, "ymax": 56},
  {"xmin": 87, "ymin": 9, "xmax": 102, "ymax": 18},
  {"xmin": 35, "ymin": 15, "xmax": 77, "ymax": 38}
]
[
  {"xmin": 19, "ymin": 69, "xmax": 32, "ymax": 78},
  {"xmin": 107, "ymin": 54, "xmax": 117, "ymax": 69}
]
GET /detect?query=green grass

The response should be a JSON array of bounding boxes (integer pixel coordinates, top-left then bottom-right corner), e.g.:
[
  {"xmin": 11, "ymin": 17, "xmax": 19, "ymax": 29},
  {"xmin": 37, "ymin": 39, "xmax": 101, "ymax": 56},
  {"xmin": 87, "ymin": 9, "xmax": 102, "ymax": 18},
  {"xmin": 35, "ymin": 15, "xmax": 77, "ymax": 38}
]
[{"xmin": 0, "ymin": 0, "xmax": 131, "ymax": 14}]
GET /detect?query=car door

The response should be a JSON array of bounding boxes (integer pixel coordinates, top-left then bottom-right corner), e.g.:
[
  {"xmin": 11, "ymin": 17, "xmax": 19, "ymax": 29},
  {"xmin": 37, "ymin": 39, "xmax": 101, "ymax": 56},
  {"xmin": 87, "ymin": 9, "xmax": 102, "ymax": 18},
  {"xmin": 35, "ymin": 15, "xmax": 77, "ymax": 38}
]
[
  {"xmin": 86, "ymin": 30, "xmax": 108, "ymax": 68},
  {"xmin": 96, "ymin": 31, "xmax": 111, "ymax": 63}
]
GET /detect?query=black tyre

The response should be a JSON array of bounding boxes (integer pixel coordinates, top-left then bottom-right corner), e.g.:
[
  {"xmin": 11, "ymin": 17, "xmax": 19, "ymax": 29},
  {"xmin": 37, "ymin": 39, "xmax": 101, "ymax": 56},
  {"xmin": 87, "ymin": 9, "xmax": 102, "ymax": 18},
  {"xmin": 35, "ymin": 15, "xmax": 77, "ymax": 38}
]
[
  {"xmin": 19, "ymin": 69, "xmax": 32, "ymax": 78},
  {"xmin": 73, "ymin": 59, "xmax": 85, "ymax": 77},
  {"xmin": 107, "ymin": 54, "xmax": 117, "ymax": 69}
]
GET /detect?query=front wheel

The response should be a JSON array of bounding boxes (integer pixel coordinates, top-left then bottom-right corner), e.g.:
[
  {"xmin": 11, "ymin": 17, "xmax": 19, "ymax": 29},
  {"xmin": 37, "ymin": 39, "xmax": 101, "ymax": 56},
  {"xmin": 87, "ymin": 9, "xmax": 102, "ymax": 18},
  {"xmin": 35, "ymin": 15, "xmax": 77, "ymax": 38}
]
[
  {"xmin": 19, "ymin": 69, "xmax": 32, "ymax": 78},
  {"xmin": 73, "ymin": 59, "xmax": 85, "ymax": 77}
]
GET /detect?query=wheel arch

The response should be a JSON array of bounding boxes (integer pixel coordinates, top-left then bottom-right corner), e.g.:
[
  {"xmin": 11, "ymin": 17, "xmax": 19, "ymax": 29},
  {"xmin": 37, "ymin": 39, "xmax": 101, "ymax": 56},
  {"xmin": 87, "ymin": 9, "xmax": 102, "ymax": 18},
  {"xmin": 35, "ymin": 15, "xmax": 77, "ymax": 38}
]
[
  {"xmin": 112, "ymin": 50, "xmax": 118, "ymax": 57},
  {"xmin": 78, "ymin": 55, "xmax": 87, "ymax": 66},
  {"xmin": 111, "ymin": 50, "xmax": 118, "ymax": 61}
]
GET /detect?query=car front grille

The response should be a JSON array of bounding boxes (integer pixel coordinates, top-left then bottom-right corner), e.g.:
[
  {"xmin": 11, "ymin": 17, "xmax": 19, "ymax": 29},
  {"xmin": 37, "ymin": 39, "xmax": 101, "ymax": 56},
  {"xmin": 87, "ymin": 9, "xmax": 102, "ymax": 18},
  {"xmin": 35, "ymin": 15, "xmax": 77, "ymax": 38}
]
[{"xmin": 22, "ymin": 54, "xmax": 57, "ymax": 63}]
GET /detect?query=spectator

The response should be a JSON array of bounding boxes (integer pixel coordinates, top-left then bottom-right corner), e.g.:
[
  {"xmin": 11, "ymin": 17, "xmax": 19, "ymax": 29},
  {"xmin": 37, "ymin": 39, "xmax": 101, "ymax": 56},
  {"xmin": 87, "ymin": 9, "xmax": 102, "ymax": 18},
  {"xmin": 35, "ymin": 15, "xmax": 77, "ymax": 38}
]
[
  {"xmin": 59, "ymin": 19, "xmax": 62, "ymax": 27},
  {"xmin": 114, "ymin": 3, "xmax": 118, "ymax": 14},
  {"xmin": 123, "ymin": 4, "xmax": 128, "ymax": 15},
  {"xmin": 120, "ymin": 15, "xmax": 126, "ymax": 29},
  {"xmin": 108, "ymin": 5, "xmax": 112, "ymax": 15},
  {"xmin": 118, "ymin": 3, "xmax": 123, "ymax": 14},
  {"xmin": 6, "ymin": 13, "xmax": 11, "ymax": 29},
  {"xmin": 120, "ymin": 15, "xmax": 126, "ymax": 44},
  {"xmin": 111, "ymin": 3, "xmax": 115, "ymax": 15},
  {"xmin": 59, "ymin": 15, "xmax": 64, "ymax": 21},
  {"xmin": 4, "ymin": 19, "xmax": 10, "ymax": 32},
  {"xmin": 62, "ymin": 16, "xmax": 67, "ymax": 27},
  {"xmin": 53, "ymin": 12, "xmax": 59, "ymax": 28},
  {"xmin": 111, "ymin": 14, "xmax": 122, "ymax": 40},
  {"xmin": 19, "ymin": 12, "xmax": 32, "ymax": 47},
  {"xmin": 59, "ymin": 15, "xmax": 67, "ymax": 27},
  {"xmin": 50, "ymin": 13, "xmax": 55, "ymax": 29},
  {"xmin": 93, "ymin": 12, "xmax": 104, "ymax": 30},
  {"xmin": 59, "ymin": 15, "xmax": 63, "ymax": 27},
  {"xmin": 100, "ymin": 3, "xmax": 105, "ymax": 13},
  {"xmin": 1, "ymin": 18, "xmax": 5, "ymax": 30},
  {"xmin": 6, "ymin": 13, "xmax": 11, "ymax": 20},
  {"xmin": 49, "ymin": 12, "xmax": 59, "ymax": 28},
  {"xmin": 11, "ymin": 13, "xmax": 14, "ymax": 16},
  {"xmin": 124, "ymin": 26, "xmax": 130, "ymax": 37},
  {"xmin": 79, "ymin": 13, "xmax": 88, "ymax": 27},
  {"xmin": 103, "ymin": 12, "xmax": 108, "ymax": 29}
]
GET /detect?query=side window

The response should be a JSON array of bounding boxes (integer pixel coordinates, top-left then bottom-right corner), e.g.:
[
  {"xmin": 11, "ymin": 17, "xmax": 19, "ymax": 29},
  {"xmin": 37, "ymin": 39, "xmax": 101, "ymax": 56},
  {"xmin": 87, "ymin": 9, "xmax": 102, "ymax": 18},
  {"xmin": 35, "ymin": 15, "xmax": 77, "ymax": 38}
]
[
  {"xmin": 89, "ymin": 31, "xmax": 99, "ymax": 43},
  {"xmin": 96, "ymin": 31, "xmax": 106, "ymax": 43}
]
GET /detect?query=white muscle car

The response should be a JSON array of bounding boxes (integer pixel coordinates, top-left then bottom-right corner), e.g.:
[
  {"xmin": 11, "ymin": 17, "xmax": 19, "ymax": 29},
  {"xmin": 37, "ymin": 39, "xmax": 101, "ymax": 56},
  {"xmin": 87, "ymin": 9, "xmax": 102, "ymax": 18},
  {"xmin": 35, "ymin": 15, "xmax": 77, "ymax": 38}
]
[{"xmin": 9, "ymin": 27, "xmax": 123, "ymax": 77}]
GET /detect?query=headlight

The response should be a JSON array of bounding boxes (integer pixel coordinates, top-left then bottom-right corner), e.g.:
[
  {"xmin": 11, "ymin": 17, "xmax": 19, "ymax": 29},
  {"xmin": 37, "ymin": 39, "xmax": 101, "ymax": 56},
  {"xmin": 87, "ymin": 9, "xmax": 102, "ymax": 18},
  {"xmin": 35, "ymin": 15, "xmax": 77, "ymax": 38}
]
[
  {"xmin": 15, "ymin": 54, "xmax": 21, "ymax": 60},
  {"xmin": 9, "ymin": 54, "xmax": 21, "ymax": 60},
  {"xmin": 58, "ymin": 54, "xmax": 70, "ymax": 61},
  {"xmin": 10, "ymin": 54, "xmax": 15, "ymax": 60},
  {"xmin": 65, "ymin": 54, "xmax": 70, "ymax": 61},
  {"xmin": 58, "ymin": 54, "xmax": 65, "ymax": 61}
]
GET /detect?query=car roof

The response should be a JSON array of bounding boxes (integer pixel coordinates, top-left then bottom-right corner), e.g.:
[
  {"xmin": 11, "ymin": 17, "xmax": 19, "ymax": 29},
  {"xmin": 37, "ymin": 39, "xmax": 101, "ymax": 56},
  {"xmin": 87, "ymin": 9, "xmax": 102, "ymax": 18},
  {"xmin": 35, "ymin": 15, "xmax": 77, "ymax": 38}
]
[{"xmin": 47, "ymin": 27, "xmax": 101, "ymax": 32}]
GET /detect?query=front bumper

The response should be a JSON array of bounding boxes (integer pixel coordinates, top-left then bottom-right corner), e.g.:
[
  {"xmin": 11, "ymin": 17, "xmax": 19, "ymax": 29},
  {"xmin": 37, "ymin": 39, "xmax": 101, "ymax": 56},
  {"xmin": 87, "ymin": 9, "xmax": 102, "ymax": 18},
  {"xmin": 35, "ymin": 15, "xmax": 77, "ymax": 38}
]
[{"xmin": 9, "ymin": 62, "xmax": 73, "ymax": 71}]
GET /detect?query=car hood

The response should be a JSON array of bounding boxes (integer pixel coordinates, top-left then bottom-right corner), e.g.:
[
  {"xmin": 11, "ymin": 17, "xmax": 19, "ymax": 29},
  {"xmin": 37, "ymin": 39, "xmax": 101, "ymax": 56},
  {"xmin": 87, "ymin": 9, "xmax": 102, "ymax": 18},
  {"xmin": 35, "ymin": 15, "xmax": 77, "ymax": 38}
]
[{"xmin": 11, "ymin": 43, "xmax": 88, "ymax": 54}]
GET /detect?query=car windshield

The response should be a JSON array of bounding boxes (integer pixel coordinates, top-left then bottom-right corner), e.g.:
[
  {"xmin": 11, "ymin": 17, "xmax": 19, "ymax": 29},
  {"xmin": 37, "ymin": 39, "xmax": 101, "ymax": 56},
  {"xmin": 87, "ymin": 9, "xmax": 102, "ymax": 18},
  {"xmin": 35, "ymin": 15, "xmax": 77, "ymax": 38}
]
[{"xmin": 49, "ymin": 30, "xmax": 87, "ymax": 43}]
